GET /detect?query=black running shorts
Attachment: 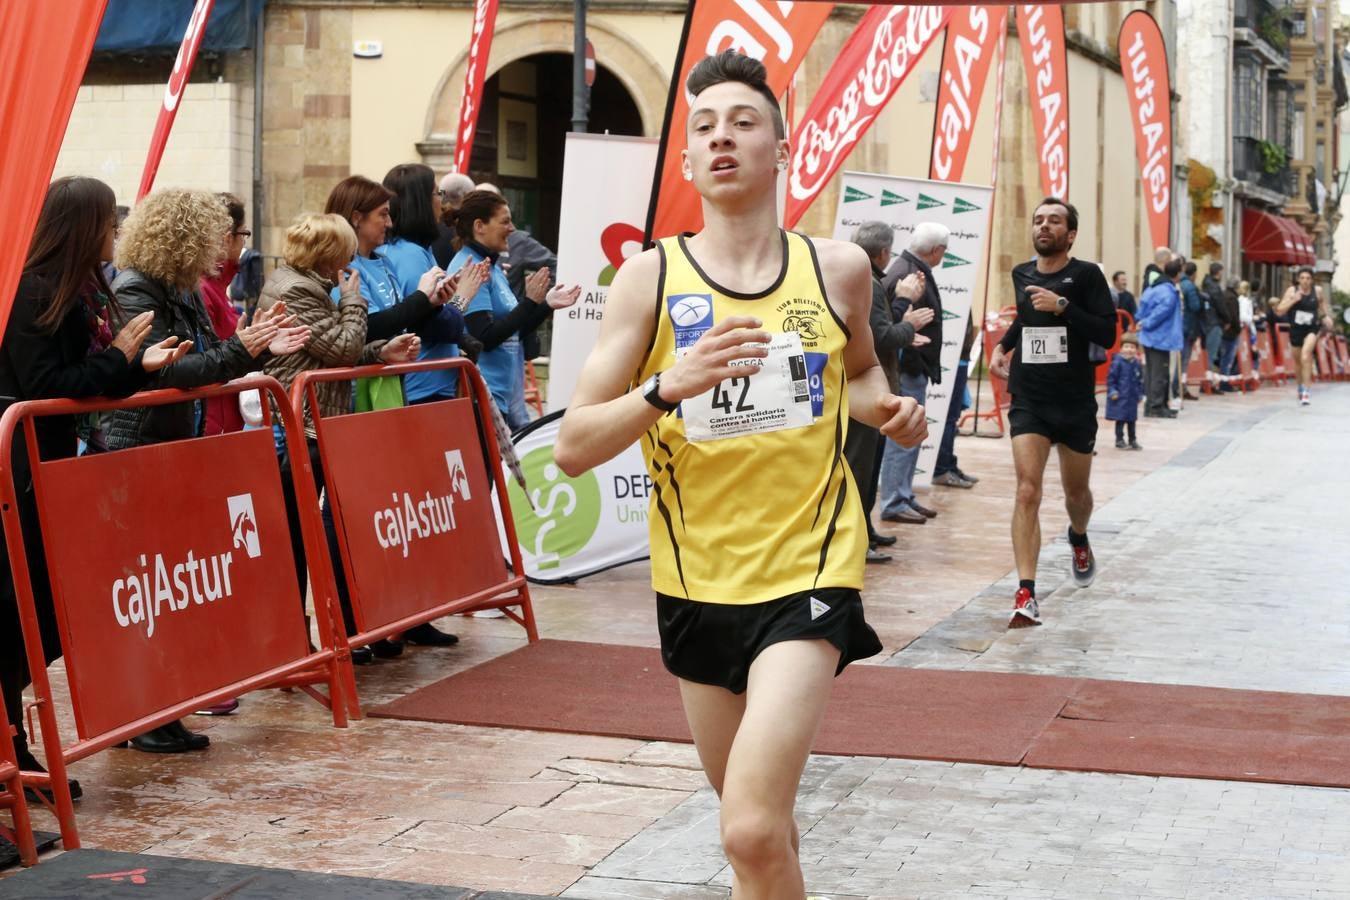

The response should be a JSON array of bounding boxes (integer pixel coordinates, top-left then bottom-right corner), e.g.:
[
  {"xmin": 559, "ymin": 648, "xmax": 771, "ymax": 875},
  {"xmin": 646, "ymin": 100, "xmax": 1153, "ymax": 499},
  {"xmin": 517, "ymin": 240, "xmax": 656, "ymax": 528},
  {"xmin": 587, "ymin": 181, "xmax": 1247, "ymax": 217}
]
[
  {"xmin": 1008, "ymin": 400, "xmax": 1099, "ymax": 455},
  {"xmin": 655, "ymin": 588, "xmax": 882, "ymax": 695}
]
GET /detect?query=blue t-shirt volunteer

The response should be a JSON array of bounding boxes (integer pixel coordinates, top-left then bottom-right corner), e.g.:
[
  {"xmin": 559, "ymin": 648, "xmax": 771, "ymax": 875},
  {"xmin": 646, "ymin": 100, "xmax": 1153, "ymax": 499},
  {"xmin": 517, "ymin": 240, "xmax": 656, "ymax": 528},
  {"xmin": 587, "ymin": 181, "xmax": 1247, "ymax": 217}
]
[
  {"xmin": 454, "ymin": 243, "xmax": 524, "ymax": 414},
  {"xmin": 381, "ymin": 237, "xmax": 460, "ymax": 402}
]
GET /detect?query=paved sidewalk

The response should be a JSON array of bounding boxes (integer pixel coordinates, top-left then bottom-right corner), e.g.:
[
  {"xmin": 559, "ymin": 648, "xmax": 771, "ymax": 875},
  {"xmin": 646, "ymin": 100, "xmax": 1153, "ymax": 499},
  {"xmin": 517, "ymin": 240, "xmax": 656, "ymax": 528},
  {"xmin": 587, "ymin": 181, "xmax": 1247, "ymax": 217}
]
[{"xmin": 6, "ymin": 385, "xmax": 1349, "ymax": 899}]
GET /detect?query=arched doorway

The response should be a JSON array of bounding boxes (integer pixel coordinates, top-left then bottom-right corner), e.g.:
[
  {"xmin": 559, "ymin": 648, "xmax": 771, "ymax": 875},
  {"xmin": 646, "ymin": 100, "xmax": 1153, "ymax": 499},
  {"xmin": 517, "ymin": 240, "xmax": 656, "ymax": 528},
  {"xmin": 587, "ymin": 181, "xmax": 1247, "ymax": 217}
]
[{"xmin": 462, "ymin": 54, "xmax": 643, "ymax": 251}]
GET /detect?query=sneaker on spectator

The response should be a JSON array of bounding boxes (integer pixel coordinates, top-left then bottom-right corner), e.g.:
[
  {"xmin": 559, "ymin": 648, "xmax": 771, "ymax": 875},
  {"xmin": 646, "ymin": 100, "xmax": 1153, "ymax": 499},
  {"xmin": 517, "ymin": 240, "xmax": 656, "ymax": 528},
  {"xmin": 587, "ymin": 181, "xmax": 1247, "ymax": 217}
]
[
  {"xmin": 195, "ymin": 698, "xmax": 239, "ymax": 716},
  {"xmin": 1009, "ymin": 587, "xmax": 1040, "ymax": 627},
  {"xmin": 933, "ymin": 471, "xmax": 974, "ymax": 488},
  {"xmin": 953, "ymin": 467, "xmax": 979, "ymax": 484},
  {"xmin": 472, "ymin": 608, "xmax": 507, "ymax": 618}
]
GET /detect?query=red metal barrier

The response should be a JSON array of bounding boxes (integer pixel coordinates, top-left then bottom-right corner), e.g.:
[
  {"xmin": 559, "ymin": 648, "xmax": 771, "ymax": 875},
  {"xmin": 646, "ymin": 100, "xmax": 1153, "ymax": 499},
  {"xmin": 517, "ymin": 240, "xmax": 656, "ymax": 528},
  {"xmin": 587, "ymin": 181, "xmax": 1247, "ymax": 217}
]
[
  {"xmin": 1234, "ymin": 326, "xmax": 1257, "ymax": 393},
  {"xmin": 1096, "ymin": 309, "xmax": 1134, "ymax": 391},
  {"xmin": 1273, "ymin": 324, "xmax": 1293, "ymax": 385},
  {"xmin": 0, "ymin": 704, "xmax": 36, "ymax": 867},
  {"xmin": 1184, "ymin": 336, "xmax": 1212, "ymax": 393},
  {"xmin": 1335, "ymin": 336, "xmax": 1350, "ymax": 380},
  {"xmin": 1315, "ymin": 333, "xmax": 1336, "ymax": 382},
  {"xmin": 1256, "ymin": 329, "xmax": 1275, "ymax": 383},
  {"xmin": 292, "ymin": 358, "xmax": 537, "ymax": 688},
  {"xmin": 959, "ymin": 306, "xmax": 1016, "ymax": 436},
  {"xmin": 0, "ymin": 374, "xmax": 354, "ymax": 853}
]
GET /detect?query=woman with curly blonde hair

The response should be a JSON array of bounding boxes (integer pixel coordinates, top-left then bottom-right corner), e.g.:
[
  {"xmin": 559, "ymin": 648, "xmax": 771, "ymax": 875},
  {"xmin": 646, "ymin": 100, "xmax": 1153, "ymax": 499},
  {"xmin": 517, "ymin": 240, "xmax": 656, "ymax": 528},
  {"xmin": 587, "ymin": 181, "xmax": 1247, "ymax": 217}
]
[{"xmin": 104, "ymin": 188, "xmax": 310, "ymax": 754}]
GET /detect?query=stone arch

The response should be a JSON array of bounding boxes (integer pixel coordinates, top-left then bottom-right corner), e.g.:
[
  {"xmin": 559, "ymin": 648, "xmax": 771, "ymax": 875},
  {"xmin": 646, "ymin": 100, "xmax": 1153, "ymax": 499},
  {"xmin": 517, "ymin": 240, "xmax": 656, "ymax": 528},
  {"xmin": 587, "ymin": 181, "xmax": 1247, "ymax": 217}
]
[{"xmin": 418, "ymin": 15, "xmax": 668, "ymax": 166}]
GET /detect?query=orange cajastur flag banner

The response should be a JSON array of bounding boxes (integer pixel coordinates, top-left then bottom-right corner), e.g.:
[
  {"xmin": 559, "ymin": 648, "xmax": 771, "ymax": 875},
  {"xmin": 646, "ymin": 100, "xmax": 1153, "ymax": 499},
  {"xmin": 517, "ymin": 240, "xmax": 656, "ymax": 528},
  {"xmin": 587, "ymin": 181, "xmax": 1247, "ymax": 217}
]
[
  {"xmin": 1119, "ymin": 9, "xmax": 1173, "ymax": 251},
  {"xmin": 1017, "ymin": 3, "xmax": 1070, "ymax": 199},
  {"xmin": 930, "ymin": 4, "xmax": 1008, "ymax": 183}
]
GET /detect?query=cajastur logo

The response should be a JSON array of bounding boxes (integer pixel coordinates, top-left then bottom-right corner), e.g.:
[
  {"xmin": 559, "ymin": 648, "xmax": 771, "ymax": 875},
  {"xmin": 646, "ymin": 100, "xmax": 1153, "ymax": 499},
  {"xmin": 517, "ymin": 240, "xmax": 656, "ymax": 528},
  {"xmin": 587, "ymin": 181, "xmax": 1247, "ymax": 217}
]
[
  {"xmin": 598, "ymin": 222, "xmax": 643, "ymax": 286},
  {"xmin": 373, "ymin": 447, "xmax": 473, "ymax": 558},
  {"xmin": 446, "ymin": 450, "xmax": 472, "ymax": 502},
  {"xmin": 111, "ymin": 493, "xmax": 261, "ymax": 638},
  {"xmin": 228, "ymin": 493, "xmax": 261, "ymax": 558}
]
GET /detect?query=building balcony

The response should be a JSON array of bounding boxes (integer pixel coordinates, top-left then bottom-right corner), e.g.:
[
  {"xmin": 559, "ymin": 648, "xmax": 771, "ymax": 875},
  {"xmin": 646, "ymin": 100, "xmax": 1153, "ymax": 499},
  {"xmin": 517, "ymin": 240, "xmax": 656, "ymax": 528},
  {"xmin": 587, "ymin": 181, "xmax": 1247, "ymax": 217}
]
[
  {"xmin": 1234, "ymin": 0, "xmax": 1293, "ymax": 67},
  {"xmin": 1233, "ymin": 136, "xmax": 1297, "ymax": 196}
]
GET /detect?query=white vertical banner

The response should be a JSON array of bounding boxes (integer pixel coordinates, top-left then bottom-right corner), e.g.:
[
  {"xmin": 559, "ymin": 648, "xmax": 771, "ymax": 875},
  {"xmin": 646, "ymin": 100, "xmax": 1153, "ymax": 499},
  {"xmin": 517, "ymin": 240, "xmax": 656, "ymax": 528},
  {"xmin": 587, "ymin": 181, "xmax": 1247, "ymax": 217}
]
[
  {"xmin": 832, "ymin": 171, "xmax": 994, "ymax": 487},
  {"xmin": 549, "ymin": 133, "xmax": 659, "ymax": 413}
]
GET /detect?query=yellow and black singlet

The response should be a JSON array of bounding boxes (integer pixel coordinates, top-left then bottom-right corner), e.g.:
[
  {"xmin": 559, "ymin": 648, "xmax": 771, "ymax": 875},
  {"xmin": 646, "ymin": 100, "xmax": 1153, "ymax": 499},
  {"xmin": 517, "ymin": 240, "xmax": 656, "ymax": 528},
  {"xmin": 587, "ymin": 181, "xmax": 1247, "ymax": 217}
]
[{"xmin": 636, "ymin": 230, "xmax": 865, "ymax": 604}]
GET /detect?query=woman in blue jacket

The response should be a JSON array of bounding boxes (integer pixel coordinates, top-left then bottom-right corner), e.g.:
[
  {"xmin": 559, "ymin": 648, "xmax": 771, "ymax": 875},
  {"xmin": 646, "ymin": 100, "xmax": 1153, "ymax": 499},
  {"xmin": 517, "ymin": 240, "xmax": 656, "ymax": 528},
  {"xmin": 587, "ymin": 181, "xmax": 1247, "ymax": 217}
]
[{"xmin": 444, "ymin": 191, "xmax": 580, "ymax": 430}]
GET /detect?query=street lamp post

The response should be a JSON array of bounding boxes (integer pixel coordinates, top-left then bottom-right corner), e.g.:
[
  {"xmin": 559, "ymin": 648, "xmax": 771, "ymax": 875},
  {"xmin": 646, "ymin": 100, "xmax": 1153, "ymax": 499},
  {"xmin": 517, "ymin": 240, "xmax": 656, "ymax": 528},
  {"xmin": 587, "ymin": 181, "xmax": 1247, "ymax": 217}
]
[{"xmin": 572, "ymin": 0, "xmax": 588, "ymax": 133}]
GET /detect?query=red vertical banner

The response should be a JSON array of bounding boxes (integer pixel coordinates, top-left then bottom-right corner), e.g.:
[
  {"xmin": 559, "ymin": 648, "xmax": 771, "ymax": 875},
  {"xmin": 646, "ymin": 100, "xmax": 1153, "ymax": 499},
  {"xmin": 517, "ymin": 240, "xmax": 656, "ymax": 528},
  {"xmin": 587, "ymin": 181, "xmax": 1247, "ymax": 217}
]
[
  {"xmin": 1119, "ymin": 10, "xmax": 1172, "ymax": 252},
  {"xmin": 137, "ymin": 0, "xmax": 216, "ymax": 201},
  {"xmin": 1016, "ymin": 3, "xmax": 1069, "ymax": 199},
  {"xmin": 645, "ymin": 0, "xmax": 834, "ymax": 243},
  {"xmin": 784, "ymin": 5, "xmax": 951, "ymax": 228},
  {"xmin": 930, "ymin": 5, "xmax": 1007, "ymax": 183},
  {"xmin": 0, "ymin": 0, "xmax": 108, "ymax": 346},
  {"xmin": 454, "ymin": 0, "xmax": 500, "ymax": 175}
]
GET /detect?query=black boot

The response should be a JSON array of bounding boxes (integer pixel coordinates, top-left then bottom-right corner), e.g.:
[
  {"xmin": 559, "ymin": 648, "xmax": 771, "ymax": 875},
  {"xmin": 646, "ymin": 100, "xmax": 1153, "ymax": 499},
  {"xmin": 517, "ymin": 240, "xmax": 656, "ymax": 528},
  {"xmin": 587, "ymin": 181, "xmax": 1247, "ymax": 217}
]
[
  {"xmin": 11, "ymin": 746, "xmax": 82, "ymax": 802},
  {"xmin": 402, "ymin": 623, "xmax": 459, "ymax": 646}
]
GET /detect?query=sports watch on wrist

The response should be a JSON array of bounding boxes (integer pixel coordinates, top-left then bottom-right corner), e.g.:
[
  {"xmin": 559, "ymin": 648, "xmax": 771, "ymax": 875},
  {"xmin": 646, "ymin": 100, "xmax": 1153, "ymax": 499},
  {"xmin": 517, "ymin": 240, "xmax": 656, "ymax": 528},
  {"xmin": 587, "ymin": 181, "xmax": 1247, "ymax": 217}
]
[
  {"xmin": 1055, "ymin": 295, "xmax": 1069, "ymax": 313},
  {"xmin": 641, "ymin": 372, "xmax": 679, "ymax": 412}
]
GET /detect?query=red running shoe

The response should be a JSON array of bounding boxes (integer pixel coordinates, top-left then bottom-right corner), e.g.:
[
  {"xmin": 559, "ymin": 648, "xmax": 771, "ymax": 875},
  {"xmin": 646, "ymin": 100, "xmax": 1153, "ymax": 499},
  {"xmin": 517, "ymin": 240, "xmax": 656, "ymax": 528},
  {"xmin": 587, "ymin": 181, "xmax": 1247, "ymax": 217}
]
[
  {"xmin": 1070, "ymin": 529, "xmax": 1097, "ymax": 588},
  {"xmin": 1009, "ymin": 587, "xmax": 1041, "ymax": 627}
]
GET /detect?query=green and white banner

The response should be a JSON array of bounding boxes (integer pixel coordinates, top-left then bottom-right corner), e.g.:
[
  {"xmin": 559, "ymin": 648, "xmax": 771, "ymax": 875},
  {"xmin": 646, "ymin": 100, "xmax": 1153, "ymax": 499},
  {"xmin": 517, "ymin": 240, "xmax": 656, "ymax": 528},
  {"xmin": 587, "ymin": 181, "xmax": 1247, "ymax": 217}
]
[
  {"xmin": 832, "ymin": 172, "xmax": 993, "ymax": 486},
  {"xmin": 496, "ymin": 411, "xmax": 650, "ymax": 584}
]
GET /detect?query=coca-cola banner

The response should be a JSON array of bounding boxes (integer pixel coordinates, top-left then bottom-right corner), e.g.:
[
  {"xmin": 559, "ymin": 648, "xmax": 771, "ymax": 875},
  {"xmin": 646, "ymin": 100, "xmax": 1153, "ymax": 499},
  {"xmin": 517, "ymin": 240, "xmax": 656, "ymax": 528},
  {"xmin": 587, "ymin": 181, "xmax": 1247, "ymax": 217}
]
[
  {"xmin": 1016, "ymin": 4, "xmax": 1069, "ymax": 199},
  {"xmin": 1119, "ymin": 10, "xmax": 1171, "ymax": 251},
  {"xmin": 784, "ymin": 5, "xmax": 951, "ymax": 228},
  {"xmin": 454, "ymin": 0, "xmax": 500, "ymax": 175},
  {"xmin": 0, "ymin": 0, "xmax": 108, "ymax": 346},
  {"xmin": 137, "ymin": 0, "xmax": 217, "ymax": 201},
  {"xmin": 930, "ymin": 5, "xmax": 1007, "ymax": 183},
  {"xmin": 645, "ymin": 0, "xmax": 833, "ymax": 242}
]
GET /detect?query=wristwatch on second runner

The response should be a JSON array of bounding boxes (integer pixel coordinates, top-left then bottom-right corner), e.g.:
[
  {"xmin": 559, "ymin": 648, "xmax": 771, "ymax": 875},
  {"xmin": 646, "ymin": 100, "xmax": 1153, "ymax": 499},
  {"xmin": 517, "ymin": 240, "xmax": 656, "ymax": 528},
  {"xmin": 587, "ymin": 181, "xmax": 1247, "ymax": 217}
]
[
  {"xmin": 641, "ymin": 372, "xmax": 680, "ymax": 412},
  {"xmin": 1055, "ymin": 296, "xmax": 1068, "ymax": 313}
]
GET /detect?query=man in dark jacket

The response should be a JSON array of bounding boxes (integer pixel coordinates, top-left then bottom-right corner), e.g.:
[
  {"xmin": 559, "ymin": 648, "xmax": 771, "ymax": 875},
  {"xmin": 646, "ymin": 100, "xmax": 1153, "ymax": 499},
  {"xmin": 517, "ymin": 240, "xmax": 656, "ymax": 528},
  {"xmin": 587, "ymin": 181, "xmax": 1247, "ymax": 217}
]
[
  {"xmin": 1179, "ymin": 261, "xmax": 1205, "ymax": 400},
  {"xmin": 1110, "ymin": 270, "xmax": 1137, "ymax": 319},
  {"xmin": 1200, "ymin": 262, "xmax": 1228, "ymax": 379},
  {"xmin": 843, "ymin": 222, "xmax": 930, "ymax": 555},
  {"xmin": 877, "ymin": 222, "xmax": 948, "ymax": 523}
]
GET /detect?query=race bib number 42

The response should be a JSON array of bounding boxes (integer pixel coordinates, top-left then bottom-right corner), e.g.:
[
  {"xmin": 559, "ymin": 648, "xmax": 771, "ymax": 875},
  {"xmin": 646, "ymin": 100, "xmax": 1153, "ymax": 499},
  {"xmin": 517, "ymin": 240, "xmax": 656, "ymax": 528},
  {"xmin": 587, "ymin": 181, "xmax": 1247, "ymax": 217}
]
[
  {"xmin": 1022, "ymin": 326, "xmax": 1068, "ymax": 364},
  {"xmin": 679, "ymin": 331, "xmax": 814, "ymax": 442}
]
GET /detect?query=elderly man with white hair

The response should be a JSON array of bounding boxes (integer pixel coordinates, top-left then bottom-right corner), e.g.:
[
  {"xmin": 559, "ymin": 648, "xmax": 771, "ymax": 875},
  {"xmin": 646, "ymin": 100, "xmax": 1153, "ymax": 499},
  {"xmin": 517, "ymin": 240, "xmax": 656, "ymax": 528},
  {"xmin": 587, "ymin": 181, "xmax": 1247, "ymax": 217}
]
[
  {"xmin": 877, "ymin": 221, "xmax": 949, "ymax": 525},
  {"xmin": 431, "ymin": 172, "xmax": 477, "ymax": 267}
]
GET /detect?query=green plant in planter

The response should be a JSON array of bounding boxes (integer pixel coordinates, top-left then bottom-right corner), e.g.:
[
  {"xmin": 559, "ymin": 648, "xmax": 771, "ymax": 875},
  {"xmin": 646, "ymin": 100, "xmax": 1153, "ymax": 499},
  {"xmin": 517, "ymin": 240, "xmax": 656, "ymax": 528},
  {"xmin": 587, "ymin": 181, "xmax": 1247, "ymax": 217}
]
[
  {"xmin": 1257, "ymin": 8, "xmax": 1291, "ymax": 50},
  {"xmin": 1258, "ymin": 140, "xmax": 1288, "ymax": 174}
]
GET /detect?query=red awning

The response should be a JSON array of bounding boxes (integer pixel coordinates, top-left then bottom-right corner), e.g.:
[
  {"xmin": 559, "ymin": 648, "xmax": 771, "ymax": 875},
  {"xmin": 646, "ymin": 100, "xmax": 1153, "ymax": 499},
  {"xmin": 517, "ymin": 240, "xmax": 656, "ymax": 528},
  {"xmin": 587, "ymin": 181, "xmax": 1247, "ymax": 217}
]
[{"xmin": 1242, "ymin": 208, "xmax": 1315, "ymax": 265}]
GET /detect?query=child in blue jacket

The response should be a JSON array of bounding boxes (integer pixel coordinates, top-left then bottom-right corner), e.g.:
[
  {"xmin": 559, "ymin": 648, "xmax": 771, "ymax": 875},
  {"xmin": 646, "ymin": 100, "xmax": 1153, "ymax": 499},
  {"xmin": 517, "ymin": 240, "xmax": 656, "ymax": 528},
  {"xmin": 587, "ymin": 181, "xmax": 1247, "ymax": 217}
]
[{"xmin": 1106, "ymin": 333, "xmax": 1145, "ymax": 450}]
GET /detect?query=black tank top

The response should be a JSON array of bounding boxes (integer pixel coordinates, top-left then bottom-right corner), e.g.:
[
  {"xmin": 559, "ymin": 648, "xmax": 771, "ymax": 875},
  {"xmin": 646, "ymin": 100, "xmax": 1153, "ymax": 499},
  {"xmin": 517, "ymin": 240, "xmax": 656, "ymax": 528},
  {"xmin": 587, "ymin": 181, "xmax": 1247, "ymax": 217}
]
[{"xmin": 1289, "ymin": 290, "xmax": 1318, "ymax": 332}]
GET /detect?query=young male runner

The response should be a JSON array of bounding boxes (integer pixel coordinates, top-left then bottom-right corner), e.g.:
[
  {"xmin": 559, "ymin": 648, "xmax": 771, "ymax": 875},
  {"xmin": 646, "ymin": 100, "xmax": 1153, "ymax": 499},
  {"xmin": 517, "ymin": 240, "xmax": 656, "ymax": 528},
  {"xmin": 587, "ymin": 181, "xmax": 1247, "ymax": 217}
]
[
  {"xmin": 989, "ymin": 198, "xmax": 1117, "ymax": 626},
  {"xmin": 554, "ymin": 51, "xmax": 926, "ymax": 898}
]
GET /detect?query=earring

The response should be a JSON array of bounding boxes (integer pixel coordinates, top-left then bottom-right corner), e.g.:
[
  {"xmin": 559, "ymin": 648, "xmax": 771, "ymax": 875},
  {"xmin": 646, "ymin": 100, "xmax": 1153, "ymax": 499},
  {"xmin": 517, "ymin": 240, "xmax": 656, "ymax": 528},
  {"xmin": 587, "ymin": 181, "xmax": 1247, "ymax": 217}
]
[
  {"xmin": 777, "ymin": 160, "xmax": 788, "ymax": 172},
  {"xmin": 682, "ymin": 170, "xmax": 693, "ymax": 181}
]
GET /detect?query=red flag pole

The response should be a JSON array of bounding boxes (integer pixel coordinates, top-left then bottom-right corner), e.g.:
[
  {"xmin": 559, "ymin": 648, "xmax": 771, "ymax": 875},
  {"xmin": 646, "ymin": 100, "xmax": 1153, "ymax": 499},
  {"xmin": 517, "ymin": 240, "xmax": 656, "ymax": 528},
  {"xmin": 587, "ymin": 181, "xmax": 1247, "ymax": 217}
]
[
  {"xmin": 454, "ymin": 0, "xmax": 501, "ymax": 174},
  {"xmin": 136, "ymin": 0, "xmax": 216, "ymax": 202}
]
